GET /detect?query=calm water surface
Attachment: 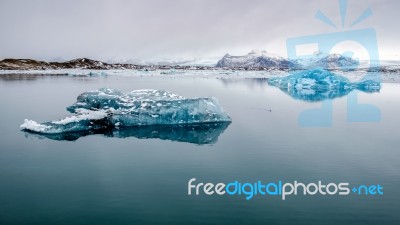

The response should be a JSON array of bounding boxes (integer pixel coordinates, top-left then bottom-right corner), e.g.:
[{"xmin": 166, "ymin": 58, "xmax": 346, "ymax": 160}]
[{"xmin": 0, "ymin": 75, "xmax": 399, "ymax": 225}]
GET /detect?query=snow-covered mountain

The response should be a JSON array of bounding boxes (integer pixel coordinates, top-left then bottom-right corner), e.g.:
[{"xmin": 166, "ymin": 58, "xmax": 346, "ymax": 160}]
[
  {"xmin": 0, "ymin": 58, "xmax": 115, "ymax": 70},
  {"xmin": 297, "ymin": 52, "xmax": 360, "ymax": 70},
  {"xmin": 0, "ymin": 58, "xmax": 205, "ymax": 70},
  {"xmin": 0, "ymin": 52, "xmax": 390, "ymax": 72},
  {"xmin": 216, "ymin": 50, "xmax": 361, "ymax": 70},
  {"xmin": 216, "ymin": 50, "xmax": 299, "ymax": 69}
]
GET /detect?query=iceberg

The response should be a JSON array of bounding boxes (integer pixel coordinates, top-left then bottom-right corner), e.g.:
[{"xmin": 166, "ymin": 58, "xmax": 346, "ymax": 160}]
[
  {"xmin": 267, "ymin": 69, "xmax": 381, "ymax": 102},
  {"xmin": 21, "ymin": 88, "xmax": 232, "ymax": 135}
]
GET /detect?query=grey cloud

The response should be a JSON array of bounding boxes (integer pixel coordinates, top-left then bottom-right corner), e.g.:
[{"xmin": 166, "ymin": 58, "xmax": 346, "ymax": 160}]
[{"xmin": 0, "ymin": 0, "xmax": 398, "ymax": 62}]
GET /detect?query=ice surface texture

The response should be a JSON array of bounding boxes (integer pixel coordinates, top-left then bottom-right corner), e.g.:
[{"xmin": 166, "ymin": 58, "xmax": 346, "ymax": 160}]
[
  {"xmin": 21, "ymin": 88, "xmax": 231, "ymax": 135},
  {"xmin": 268, "ymin": 69, "xmax": 381, "ymax": 102}
]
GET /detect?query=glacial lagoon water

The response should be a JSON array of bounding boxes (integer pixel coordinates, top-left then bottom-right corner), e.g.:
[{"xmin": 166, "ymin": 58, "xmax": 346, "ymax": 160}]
[{"xmin": 0, "ymin": 74, "xmax": 399, "ymax": 225}]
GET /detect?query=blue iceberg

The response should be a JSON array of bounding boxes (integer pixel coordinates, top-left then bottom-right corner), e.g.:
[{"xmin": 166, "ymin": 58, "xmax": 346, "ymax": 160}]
[
  {"xmin": 21, "ymin": 88, "xmax": 232, "ymax": 134},
  {"xmin": 267, "ymin": 69, "xmax": 380, "ymax": 101}
]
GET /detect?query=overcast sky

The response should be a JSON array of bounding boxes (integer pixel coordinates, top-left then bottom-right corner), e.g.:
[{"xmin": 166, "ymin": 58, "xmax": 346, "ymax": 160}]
[{"xmin": 0, "ymin": 0, "xmax": 399, "ymax": 62}]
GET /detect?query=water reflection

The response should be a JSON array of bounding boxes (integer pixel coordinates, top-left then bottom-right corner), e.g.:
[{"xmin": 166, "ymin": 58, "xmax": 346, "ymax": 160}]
[
  {"xmin": 0, "ymin": 74, "xmax": 65, "ymax": 81},
  {"xmin": 269, "ymin": 83, "xmax": 381, "ymax": 102},
  {"xmin": 23, "ymin": 122, "xmax": 231, "ymax": 144},
  {"xmin": 219, "ymin": 78, "xmax": 269, "ymax": 89},
  {"xmin": 267, "ymin": 69, "xmax": 381, "ymax": 102}
]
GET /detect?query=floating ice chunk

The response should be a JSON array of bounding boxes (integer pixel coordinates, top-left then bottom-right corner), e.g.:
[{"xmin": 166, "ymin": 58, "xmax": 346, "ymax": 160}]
[
  {"xmin": 268, "ymin": 69, "xmax": 380, "ymax": 101},
  {"xmin": 21, "ymin": 88, "xmax": 231, "ymax": 134},
  {"xmin": 268, "ymin": 69, "xmax": 350, "ymax": 90}
]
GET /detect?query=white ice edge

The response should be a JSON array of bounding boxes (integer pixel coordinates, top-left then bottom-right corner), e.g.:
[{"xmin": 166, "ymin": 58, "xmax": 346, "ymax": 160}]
[
  {"xmin": 0, "ymin": 69, "xmax": 286, "ymax": 78},
  {"xmin": 52, "ymin": 109, "xmax": 108, "ymax": 125},
  {"xmin": 20, "ymin": 119, "xmax": 51, "ymax": 132},
  {"xmin": 0, "ymin": 69, "xmax": 399, "ymax": 83}
]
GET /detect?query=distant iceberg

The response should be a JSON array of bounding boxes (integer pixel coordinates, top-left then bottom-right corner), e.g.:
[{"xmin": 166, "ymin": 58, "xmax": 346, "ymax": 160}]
[
  {"xmin": 268, "ymin": 69, "xmax": 380, "ymax": 101},
  {"xmin": 21, "ymin": 88, "xmax": 231, "ymax": 134}
]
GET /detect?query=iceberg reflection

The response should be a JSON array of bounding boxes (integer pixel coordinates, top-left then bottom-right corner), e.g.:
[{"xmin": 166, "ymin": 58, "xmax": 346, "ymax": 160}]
[
  {"xmin": 23, "ymin": 122, "xmax": 230, "ymax": 144},
  {"xmin": 268, "ymin": 69, "xmax": 381, "ymax": 102}
]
